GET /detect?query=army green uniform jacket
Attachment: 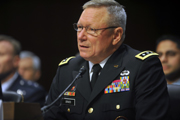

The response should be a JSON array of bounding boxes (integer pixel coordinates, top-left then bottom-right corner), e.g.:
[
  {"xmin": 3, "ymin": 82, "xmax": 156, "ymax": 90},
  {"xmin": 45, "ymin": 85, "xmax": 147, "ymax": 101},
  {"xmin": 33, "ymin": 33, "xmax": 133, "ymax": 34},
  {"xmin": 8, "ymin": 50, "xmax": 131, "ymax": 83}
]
[{"xmin": 44, "ymin": 44, "xmax": 170, "ymax": 120}]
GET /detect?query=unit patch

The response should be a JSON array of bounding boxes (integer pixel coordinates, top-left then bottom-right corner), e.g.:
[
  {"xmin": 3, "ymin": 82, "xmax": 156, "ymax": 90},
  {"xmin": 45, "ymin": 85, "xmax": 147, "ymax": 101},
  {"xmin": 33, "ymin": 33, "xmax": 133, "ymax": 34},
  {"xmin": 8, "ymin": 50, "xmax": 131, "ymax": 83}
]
[
  {"xmin": 58, "ymin": 56, "xmax": 75, "ymax": 66},
  {"xmin": 104, "ymin": 76, "xmax": 130, "ymax": 94},
  {"xmin": 135, "ymin": 51, "xmax": 158, "ymax": 60}
]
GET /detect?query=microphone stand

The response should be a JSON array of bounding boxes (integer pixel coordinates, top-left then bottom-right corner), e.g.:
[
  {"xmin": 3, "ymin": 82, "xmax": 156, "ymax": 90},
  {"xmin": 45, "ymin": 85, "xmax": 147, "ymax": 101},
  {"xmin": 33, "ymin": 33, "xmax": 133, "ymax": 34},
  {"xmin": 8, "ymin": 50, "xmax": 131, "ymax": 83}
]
[{"xmin": 41, "ymin": 66, "xmax": 86, "ymax": 114}]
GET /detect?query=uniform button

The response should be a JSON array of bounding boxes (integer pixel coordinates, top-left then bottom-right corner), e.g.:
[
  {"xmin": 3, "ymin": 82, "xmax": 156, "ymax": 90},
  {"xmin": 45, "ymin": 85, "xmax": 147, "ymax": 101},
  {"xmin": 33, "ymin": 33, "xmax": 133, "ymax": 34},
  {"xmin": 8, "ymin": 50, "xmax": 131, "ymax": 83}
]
[
  {"xmin": 67, "ymin": 108, "xmax": 70, "ymax": 112},
  {"xmin": 88, "ymin": 108, "xmax": 93, "ymax": 113},
  {"xmin": 116, "ymin": 104, "xmax": 120, "ymax": 109}
]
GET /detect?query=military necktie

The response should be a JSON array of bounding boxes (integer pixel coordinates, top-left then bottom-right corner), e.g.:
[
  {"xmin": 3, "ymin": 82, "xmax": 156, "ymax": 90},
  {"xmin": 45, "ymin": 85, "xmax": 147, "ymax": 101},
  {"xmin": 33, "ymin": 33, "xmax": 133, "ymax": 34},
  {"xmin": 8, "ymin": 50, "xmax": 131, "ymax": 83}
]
[{"xmin": 91, "ymin": 64, "xmax": 102, "ymax": 89}]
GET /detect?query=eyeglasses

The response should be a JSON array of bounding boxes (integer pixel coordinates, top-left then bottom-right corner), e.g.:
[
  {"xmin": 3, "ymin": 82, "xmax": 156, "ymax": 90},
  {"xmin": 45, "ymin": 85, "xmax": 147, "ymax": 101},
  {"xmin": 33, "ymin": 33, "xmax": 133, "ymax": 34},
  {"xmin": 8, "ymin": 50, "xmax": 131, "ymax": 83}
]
[{"xmin": 73, "ymin": 23, "xmax": 118, "ymax": 36}]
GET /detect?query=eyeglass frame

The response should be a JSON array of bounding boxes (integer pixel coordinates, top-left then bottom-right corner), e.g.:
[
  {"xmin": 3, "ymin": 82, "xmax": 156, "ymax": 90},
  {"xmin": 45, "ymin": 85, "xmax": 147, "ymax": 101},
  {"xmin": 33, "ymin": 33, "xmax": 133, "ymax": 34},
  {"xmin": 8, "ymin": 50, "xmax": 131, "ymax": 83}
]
[{"xmin": 73, "ymin": 23, "xmax": 118, "ymax": 36}]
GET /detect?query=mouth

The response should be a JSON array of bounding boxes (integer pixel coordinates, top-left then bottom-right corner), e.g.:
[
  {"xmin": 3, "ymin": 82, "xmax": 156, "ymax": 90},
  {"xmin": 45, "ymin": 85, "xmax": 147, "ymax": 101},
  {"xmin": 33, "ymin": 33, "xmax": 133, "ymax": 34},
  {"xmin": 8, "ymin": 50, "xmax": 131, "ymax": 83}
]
[
  {"xmin": 162, "ymin": 65, "xmax": 169, "ymax": 70},
  {"xmin": 79, "ymin": 45, "xmax": 89, "ymax": 48}
]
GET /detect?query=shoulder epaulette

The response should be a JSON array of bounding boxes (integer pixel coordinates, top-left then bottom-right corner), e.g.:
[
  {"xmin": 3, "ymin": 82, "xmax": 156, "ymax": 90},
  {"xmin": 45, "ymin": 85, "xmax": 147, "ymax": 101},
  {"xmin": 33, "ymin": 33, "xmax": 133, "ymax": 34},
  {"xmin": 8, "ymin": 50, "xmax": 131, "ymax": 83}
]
[
  {"xmin": 58, "ymin": 56, "xmax": 75, "ymax": 66},
  {"xmin": 135, "ymin": 51, "xmax": 158, "ymax": 60}
]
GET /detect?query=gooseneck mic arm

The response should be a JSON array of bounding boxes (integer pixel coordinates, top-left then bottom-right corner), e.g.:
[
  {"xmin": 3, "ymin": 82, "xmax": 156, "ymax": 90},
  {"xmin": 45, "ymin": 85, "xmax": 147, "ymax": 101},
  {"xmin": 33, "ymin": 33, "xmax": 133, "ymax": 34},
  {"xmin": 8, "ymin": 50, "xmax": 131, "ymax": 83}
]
[{"xmin": 41, "ymin": 66, "xmax": 86, "ymax": 114}]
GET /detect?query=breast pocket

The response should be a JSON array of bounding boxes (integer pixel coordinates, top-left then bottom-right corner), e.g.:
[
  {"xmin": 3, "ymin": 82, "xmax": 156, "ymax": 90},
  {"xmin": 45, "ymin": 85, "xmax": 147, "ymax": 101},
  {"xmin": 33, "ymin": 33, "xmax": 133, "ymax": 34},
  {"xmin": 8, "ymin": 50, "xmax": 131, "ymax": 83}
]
[
  {"xmin": 103, "ymin": 102, "xmax": 133, "ymax": 111},
  {"xmin": 102, "ymin": 102, "xmax": 135, "ymax": 120}
]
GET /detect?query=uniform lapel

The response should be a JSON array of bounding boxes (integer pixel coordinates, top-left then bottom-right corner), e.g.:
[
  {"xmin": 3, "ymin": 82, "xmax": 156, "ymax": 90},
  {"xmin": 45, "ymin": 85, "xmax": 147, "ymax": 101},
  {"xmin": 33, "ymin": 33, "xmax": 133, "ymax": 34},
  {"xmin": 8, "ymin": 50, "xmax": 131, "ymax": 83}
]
[
  {"xmin": 74, "ymin": 62, "xmax": 91, "ymax": 101},
  {"xmin": 7, "ymin": 74, "xmax": 21, "ymax": 91},
  {"xmin": 88, "ymin": 60, "xmax": 124, "ymax": 104},
  {"xmin": 88, "ymin": 45, "xmax": 131, "ymax": 105}
]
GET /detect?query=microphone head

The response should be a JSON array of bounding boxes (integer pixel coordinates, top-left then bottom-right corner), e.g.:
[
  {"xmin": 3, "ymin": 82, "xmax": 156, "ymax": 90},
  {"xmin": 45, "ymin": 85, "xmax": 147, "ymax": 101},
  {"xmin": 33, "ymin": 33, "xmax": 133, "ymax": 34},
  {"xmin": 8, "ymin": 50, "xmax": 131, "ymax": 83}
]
[{"xmin": 79, "ymin": 66, "xmax": 86, "ymax": 74}]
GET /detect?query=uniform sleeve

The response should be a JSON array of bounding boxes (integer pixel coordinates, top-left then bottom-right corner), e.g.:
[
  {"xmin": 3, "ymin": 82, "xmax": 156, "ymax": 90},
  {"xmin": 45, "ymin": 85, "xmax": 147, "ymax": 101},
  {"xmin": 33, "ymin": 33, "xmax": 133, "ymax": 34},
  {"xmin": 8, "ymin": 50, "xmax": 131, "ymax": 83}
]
[
  {"xmin": 43, "ymin": 67, "xmax": 67, "ymax": 120},
  {"xmin": 135, "ymin": 56, "xmax": 170, "ymax": 120}
]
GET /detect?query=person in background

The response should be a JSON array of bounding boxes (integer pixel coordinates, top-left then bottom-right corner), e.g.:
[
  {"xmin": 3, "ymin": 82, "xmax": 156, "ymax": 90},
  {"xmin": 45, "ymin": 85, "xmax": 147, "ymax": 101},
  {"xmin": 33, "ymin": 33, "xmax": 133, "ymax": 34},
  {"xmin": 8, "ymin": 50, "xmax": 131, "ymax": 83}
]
[
  {"xmin": 43, "ymin": 0, "xmax": 170, "ymax": 120},
  {"xmin": 156, "ymin": 34, "xmax": 180, "ymax": 120},
  {"xmin": 0, "ymin": 34, "xmax": 46, "ymax": 106},
  {"xmin": 18, "ymin": 51, "xmax": 41, "ymax": 82},
  {"xmin": 156, "ymin": 35, "xmax": 180, "ymax": 85}
]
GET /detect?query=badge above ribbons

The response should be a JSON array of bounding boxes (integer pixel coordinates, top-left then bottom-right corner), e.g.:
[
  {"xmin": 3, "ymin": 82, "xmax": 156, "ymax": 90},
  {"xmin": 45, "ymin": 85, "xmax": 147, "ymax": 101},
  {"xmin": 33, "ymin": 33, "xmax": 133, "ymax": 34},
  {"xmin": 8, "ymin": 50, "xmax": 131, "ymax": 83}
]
[
  {"xmin": 64, "ymin": 86, "xmax": 76, "ymax": 96},
  {"xmin": 104, "ymin": 76, "xmax": 130, "ymax": 94}
]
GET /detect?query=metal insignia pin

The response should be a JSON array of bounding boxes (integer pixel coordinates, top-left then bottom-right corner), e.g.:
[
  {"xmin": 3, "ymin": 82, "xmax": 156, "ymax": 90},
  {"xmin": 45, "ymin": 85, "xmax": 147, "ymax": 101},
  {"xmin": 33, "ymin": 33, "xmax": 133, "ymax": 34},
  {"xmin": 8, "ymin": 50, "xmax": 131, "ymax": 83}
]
[
  {"xmin": 114, "ymin": 65, "xmax": 118, "ymax": 68},
  {"xmin": 120, "ymin": 70, "xmax": 130, "ymax": 76}
]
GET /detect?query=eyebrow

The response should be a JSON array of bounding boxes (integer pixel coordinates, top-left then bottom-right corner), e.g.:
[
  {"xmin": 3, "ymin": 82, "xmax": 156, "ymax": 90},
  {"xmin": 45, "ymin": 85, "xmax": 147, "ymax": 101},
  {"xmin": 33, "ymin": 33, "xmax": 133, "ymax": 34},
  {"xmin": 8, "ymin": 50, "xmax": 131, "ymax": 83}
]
[
  {"xmin": 158, "ymin": 49, "xmax": 177, "ymax": 53},
  {"xmin": 158, "ymin": 50, "xmax": 178, "ymax": 55},
  {"xmin": 77, "ymin": 23, "xmax": 93, "ymax": 27},
  {"xmin": 166, "ymin": 50, "xmax": 176, "ymax": 52}
]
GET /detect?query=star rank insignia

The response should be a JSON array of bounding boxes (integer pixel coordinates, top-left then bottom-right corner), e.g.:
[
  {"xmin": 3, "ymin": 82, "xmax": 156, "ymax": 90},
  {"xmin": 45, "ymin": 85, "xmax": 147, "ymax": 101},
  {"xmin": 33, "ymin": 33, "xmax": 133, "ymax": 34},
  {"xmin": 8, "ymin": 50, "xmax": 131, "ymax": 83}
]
[
  {"xmin": 59, "ymin": 56, "xmax": 75, "ymax": 66},
  {"xmin": 135, "ymin": 51, "xmax": 158, "ymax": 60}
]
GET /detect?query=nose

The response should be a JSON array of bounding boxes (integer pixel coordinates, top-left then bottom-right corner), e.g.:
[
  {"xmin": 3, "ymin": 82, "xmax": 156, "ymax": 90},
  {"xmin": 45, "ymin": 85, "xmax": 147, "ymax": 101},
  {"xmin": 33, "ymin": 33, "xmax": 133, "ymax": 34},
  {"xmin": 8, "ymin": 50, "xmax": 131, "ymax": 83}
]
[
  {"xmin": 77, "ymin": 28, "xmax": 87, "ymax": 41},
  {"xmin": 159, "ymin": 54, "xmax": 167, "ymax": 63},
  {"xmin": 18, "ymin": 68, "xmax": 24, "ymax": 76}
]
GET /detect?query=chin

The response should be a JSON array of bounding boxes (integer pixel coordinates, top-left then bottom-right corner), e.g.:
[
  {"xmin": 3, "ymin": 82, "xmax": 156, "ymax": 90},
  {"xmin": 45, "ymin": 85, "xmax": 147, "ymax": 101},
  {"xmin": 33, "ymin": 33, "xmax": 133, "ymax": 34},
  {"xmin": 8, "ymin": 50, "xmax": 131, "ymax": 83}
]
[
  {"xmin": 80, "ymin": 55, "xmax": 89, "ymax": 60},
  {"xmin": 79, "ymin": 52, "xmax": 86, "ymax": 57},
  {"xmin": 164, "ymin": 70, "xmax": 172, "ymax": 75},
  {"xmin": 79, "ymin": 53, "xmax": 90, "ymax": 61}
]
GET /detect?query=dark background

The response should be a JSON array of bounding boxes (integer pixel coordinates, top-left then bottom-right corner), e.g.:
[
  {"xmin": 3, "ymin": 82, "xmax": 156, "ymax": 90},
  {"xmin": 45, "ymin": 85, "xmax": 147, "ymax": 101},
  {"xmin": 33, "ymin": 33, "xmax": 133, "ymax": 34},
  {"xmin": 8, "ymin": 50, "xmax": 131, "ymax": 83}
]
[{"xmin": 0, "ymin": 0, "xmax": 179, "ymax": 92}]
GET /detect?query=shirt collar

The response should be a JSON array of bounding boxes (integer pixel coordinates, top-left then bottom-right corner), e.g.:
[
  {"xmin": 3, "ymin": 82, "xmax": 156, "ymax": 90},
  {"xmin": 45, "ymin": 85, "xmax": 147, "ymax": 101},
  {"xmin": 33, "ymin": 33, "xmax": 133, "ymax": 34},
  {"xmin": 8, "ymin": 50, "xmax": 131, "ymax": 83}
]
[
  {"xmin": 2, "ymin": 72, "xmax": 18, "ymax": 92},
  {"xmin": 170, "ymin": 78, "xmax": 180, "ymax": 85},
  {"xmin": 89, "ymin": 55, "xmax": 112, "ymax": 73}
]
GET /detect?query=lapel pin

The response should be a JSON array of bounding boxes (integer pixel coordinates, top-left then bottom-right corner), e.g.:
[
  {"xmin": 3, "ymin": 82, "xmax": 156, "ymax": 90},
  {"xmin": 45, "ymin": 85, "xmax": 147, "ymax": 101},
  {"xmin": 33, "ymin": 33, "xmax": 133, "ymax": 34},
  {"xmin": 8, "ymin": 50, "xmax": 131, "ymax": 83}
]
[{"xmin": 114, "ymin": 65, "xmax": 119, "ymax": 68}]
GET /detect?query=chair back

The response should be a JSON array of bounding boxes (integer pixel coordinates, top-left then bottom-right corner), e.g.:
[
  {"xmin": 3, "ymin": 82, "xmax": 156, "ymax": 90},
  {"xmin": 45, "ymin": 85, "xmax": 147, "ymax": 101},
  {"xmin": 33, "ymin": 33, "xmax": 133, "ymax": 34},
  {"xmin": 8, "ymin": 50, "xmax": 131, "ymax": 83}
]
[
  {"xmin": 167, "ymin": 84, "xmax": 180, "ymax": 120},
  {"xmin": 2, "ymin": 91, "xmax": 23, "ymax": 102}
]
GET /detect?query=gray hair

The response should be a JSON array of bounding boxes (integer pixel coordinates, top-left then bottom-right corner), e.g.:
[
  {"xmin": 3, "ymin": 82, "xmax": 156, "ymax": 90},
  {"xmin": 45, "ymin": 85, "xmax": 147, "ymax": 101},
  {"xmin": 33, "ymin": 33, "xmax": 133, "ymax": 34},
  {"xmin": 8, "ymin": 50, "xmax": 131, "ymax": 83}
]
[
  {"xmin": 0, "ymin": 34, "xmax": 21, "ymax": 55},
  {"xmin": 83, "ymin": 0, "xmax": 127, "ymax": 41},
  {"xmin": 20, "ymin": 51, "xmax": 41, "ymax": 71}
]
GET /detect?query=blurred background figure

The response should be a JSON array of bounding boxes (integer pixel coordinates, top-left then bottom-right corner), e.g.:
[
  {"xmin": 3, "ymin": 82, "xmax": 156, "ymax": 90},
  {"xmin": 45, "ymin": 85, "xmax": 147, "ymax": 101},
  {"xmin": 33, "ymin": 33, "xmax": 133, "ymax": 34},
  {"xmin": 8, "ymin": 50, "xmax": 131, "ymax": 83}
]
[
  {"xmin": 0, "ymin": 34, "xmax": 46, "ymax": 106},
  {"xmin": 156, "ymin": 34, "xmax": 180, "ymax": 120},
  {"xmin": 18, "ymin": 51, "xmax": 41, "ymax": 82},
  {"xmin": 156, "ymin": 35, "xmax": 180, "ymax": 85}
]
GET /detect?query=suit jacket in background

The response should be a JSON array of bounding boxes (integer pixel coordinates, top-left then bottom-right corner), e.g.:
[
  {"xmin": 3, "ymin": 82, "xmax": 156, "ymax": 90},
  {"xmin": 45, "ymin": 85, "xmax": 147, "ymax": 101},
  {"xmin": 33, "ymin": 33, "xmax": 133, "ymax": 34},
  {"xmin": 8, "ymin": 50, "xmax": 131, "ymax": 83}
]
[
  {"xmin": 7, "ymin": 74, "xmax": 47, "ymax": 107},
  {"xmin": 0, "ymin": 82, "xmax": 2, "ymax": 100},
  {"xmin": 44, "ymin": 44, "xmax": 170, "ymax": 120}
]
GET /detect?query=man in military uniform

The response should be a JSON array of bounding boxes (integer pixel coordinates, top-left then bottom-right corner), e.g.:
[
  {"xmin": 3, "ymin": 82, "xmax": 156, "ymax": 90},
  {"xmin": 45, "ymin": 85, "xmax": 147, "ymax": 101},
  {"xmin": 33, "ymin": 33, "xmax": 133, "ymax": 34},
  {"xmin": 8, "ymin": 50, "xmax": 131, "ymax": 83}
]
[
  {"xmin": 43, "ymin": 0, "xmax": 170, "ymax": 119},
  {"xmin": 0, "ymin": 34, "xmax": 47, "ymax": 106}
]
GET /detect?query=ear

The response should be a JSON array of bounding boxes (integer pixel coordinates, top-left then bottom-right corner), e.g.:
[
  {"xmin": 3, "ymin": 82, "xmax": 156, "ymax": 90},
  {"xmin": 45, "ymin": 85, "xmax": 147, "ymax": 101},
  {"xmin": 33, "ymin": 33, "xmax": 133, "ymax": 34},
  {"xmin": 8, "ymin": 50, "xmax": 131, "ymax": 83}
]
[{"xmin": 112, "ymin": 27, "xmax": 123, "ymax": 45}]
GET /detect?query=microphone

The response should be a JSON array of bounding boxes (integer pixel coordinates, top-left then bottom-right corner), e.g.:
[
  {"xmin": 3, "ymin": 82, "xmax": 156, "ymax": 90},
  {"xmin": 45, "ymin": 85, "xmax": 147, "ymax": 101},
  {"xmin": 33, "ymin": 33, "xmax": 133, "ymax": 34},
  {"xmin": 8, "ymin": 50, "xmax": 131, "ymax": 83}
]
[{"xmin": 41, "ymin": 66, "xmax": 86, "ymax": 114}]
